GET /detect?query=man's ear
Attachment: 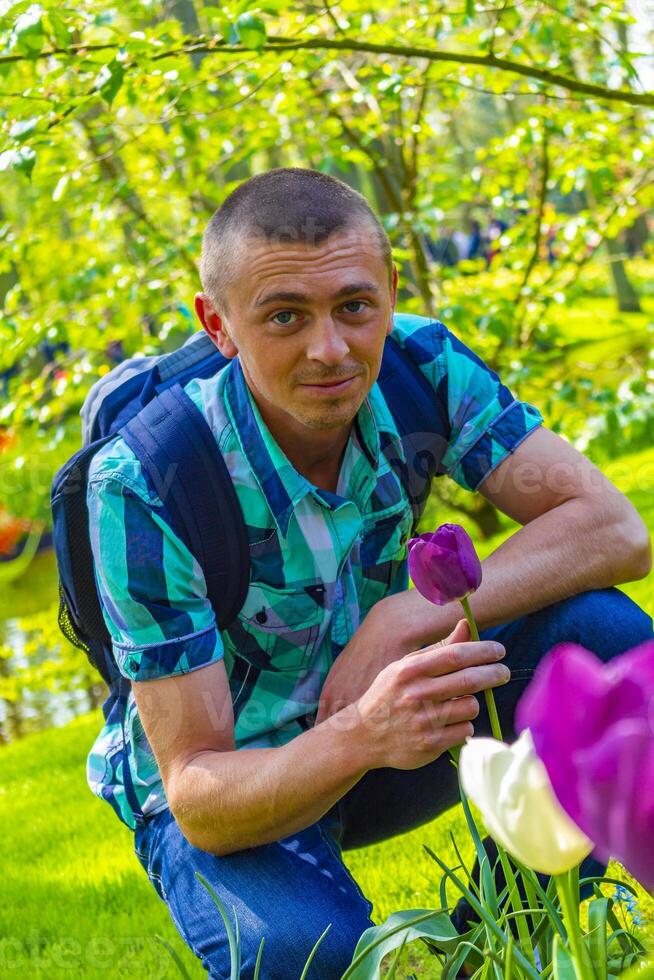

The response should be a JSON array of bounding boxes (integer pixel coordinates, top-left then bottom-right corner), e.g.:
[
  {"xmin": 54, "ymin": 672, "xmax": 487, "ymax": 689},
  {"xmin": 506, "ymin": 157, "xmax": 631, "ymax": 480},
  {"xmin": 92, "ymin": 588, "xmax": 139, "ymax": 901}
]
[{"xmin": 194, "ymin": 293, "xmax": 239, "ymax": 358}]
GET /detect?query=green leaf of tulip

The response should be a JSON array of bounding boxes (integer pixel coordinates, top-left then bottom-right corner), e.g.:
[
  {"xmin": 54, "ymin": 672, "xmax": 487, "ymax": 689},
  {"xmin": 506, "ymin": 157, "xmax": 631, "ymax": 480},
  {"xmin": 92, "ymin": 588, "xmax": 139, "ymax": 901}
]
[{"xmin": 459, "ymin": 729, "xmax": 593, "ymax": 876}]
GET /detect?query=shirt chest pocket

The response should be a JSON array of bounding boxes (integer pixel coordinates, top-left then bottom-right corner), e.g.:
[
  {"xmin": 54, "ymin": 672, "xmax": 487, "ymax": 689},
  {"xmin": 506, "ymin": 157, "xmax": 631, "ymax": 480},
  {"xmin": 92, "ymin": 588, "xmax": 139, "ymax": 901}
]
[{"xmin": 229, "ymin": 581, "xmax": 325, "ymax": 674}]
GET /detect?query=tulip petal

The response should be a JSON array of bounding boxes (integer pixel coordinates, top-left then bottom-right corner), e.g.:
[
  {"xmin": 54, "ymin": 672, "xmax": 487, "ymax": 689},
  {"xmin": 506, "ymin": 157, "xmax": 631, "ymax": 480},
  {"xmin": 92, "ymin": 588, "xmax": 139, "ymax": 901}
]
[
  {"xmin": 515, "ymin": 642, "xmax": 652, "ymax": 818},
  {"xmin": 515, "ymin": 640, "xmax": 654, "ymax": 891},
  {"xmin": 459, "ymin": 731, "xmax": 592, "ymax": 876},
  {"xmin": 575, "ymin": 720, "xmax": 654, "ymax": 890},
  {"xmin": 408, "ymin": 524, "xmax": 482, "ymax": 605}
]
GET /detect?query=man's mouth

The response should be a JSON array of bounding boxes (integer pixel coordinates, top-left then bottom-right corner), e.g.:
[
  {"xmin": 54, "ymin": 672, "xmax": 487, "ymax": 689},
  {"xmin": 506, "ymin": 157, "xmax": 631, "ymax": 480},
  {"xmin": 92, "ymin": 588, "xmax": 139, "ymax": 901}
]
[{"xmin": 300, "ymin": 376, "xmax": 357, "ymax": 393}]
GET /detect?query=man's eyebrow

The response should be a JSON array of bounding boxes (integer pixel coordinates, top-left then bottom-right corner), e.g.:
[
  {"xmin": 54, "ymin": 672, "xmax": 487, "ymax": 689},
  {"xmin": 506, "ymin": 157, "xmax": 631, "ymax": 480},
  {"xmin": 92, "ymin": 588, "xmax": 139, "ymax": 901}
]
[{"xmin": 254, "ymin": 282, "xmax": 381, "ymax": 309}]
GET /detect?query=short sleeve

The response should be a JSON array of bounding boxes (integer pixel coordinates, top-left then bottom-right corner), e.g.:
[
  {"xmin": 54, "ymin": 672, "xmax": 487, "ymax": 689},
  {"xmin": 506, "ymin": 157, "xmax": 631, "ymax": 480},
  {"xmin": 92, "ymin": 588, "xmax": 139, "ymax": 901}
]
[
  {"xmin": 440, "ymin": 325, "xmax": 543, "ymax": 490},
  {"xmin": 393, "ymin": 314, "xmax": 543, "ymax": 490},
  {"xmin": 87, "ymin": 457, "xmax": 224, "ymax": 683},
  {"xmin": 393, "ymin": 316, "xmax": 544, "ymax": 492}
]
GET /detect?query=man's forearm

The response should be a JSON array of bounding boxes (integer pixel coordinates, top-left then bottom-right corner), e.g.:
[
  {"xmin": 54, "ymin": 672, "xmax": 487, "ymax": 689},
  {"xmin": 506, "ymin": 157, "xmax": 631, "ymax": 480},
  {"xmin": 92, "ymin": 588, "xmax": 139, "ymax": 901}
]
[
  {"xmin": 169, "ymin": 705, "xmax": 373, "ymax": 856},
  {"xmin": 387, "ymin": 496, "xmax": 651, "ymax": 651}
]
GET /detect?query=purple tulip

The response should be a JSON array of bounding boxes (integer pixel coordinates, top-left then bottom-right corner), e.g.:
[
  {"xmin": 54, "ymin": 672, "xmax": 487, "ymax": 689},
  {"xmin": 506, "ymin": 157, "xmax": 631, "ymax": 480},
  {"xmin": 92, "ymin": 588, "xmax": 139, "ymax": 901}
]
[
  {"xmin": 408, "ymin": 524, "xmax": 482, "ymax": 606},
  {"xmin": 516, "ymin": 641, "xmax": 654, "ymax": 890}
]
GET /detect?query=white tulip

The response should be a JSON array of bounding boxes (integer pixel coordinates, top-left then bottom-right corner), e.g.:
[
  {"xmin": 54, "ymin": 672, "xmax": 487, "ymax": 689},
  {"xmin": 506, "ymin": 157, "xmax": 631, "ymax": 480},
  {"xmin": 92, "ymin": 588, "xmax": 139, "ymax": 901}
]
[{"xmin": 459, "ymin": 729, "xmax": 593, "ymax": 876}]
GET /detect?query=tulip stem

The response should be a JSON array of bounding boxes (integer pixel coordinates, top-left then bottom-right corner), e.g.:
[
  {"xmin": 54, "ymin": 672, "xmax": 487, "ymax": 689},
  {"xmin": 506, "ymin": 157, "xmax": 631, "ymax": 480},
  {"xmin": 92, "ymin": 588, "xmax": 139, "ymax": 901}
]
[
  {"xmin": 460, "ymin": 596, "xmax": 503, "ymax": 742},
  {"xmin": 555, "ymin": 871, "xmax": 591, "ymax": 980}
]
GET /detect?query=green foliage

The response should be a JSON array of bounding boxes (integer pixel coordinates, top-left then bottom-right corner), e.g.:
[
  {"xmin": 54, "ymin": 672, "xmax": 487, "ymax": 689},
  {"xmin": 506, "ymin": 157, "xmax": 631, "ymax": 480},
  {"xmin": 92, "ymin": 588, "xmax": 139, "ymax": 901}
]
[{"xmin": 152, "ymin": 768, "xmax": 649, "ymax": 979}]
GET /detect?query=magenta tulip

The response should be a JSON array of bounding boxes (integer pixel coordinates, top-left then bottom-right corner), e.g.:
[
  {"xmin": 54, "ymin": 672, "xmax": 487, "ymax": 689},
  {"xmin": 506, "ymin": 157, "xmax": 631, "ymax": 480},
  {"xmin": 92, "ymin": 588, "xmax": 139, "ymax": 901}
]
[
  {"xmin": 516, "ymin": 641, "xmax": 654, "ymax": 890},
  {"xmin": 408, "ymin": 524, "xmax": 482, "ymax": 606}
]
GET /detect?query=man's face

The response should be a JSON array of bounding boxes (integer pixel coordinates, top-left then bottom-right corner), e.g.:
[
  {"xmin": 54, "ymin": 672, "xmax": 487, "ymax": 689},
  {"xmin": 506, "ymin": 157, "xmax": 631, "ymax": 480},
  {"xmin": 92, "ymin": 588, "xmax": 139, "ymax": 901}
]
[{"xmin": 196, "ymin": 222, "xmax": 398, "ymax": 433}]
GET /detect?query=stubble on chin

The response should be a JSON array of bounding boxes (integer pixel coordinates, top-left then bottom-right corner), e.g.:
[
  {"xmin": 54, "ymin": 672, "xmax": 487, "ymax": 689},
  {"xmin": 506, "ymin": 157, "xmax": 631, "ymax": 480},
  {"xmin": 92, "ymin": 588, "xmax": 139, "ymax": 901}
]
[{"xmin": 292, "ymin": 396, "xmax": 363, "ymax": 431}]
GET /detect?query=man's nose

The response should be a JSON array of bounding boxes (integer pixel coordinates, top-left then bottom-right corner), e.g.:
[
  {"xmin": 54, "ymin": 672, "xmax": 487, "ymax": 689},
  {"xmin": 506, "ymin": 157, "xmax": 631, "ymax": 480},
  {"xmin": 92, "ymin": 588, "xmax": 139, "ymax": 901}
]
[{"xmin": 305, "ymin": 317, "xmax": 350, "ymax": 364}]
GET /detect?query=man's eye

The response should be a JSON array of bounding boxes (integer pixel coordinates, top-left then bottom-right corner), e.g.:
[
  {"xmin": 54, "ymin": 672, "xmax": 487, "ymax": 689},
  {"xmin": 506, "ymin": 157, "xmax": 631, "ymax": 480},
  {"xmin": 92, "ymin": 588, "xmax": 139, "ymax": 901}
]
[
  {"xmin": 271, "ymin": 311, "xmax": 299, "ymax": 325},
  {"xmin": 343, "ymin": 301, "xmax": 367, "ymax": 313}
]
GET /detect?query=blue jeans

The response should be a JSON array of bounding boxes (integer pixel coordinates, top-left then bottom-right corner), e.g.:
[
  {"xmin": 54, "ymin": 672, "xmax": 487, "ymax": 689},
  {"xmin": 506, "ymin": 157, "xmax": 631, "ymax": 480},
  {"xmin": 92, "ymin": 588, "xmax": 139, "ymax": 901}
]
[{"xmin": 133, "ymin": 588, "xmax": 653, "ymax": 979}]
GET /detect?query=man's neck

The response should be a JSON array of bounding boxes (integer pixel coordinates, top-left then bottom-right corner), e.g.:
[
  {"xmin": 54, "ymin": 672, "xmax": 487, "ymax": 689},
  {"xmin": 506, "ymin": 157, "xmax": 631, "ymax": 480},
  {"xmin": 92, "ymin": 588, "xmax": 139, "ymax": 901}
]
[
  {"xmin": 251, "ymin": 397, "xmax": 353, "ymax": 492},
  {"xmin": 239, "ymin": 366, "xmax": 357, "ymax": 491},
  {"xmin": 268, "ymin": 419, "xmax": 352, "ymax": 492}
]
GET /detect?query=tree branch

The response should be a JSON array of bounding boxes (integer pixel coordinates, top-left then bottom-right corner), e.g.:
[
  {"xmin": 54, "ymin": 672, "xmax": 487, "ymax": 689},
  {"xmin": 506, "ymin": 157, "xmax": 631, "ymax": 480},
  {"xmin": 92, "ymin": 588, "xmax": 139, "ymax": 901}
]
[
  {"xmin": 515, "ymin": 110, "xmax": 550, "ymax": 323},
  {"xmin": 1, "ymin": 35, "xmax": 652, "ymax": 107},
  {"xmin": 407, "ymin": 61, "xmax": 432, "ymax": 189}
]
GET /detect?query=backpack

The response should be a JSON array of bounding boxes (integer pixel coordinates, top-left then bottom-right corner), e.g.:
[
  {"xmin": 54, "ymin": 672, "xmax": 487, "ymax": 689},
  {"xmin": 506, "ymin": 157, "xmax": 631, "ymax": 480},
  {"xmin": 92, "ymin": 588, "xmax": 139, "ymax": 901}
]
[{"xmin": 51, "ymin": 318, "xmax": 451, "ymax": 690}]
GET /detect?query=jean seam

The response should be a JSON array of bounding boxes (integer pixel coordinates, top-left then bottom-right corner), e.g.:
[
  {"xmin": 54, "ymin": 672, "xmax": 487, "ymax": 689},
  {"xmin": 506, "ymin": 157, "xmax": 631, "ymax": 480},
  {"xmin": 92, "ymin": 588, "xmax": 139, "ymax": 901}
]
[
  {"xmin": 147, "ymin": 870, "xmax": 167, "ymax": 899},
  {"xmin": 162, "ymin": 880, "xmax": 226, "ymax": 980},
  {"xmin": 315, "ymin": 822, "xmax": 375, "ymax": 919}
]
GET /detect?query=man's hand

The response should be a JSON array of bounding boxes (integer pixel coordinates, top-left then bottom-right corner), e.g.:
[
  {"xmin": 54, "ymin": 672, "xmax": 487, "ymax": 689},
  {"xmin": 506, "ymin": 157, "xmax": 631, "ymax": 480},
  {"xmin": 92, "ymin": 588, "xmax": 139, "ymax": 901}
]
[
  {"xmin": 313, "ymin": 611, "xmax": 472, "ymax": 726},
  {"xmin": 340, "ymin": 624, "xmax": 509, "ymax": 771}
]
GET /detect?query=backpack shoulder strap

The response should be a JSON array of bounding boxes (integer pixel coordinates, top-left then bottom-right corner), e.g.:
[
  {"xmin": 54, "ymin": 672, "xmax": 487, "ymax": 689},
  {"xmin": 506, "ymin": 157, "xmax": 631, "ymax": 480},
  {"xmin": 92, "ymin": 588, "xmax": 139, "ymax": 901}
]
[
  {"xmin": 83, "ymin": 331, "xmax": 223, "ymax": 445},
  {"xmin": 156, "ymin": 331, "xmax": 217, "ymax": 382},
  {"xmin": 119, "ymin": 383, "xmax": 250, "ymax": 631},
  {"xmin": 377, "ymin": 331, "xmax": 450, "ymax": 530}
]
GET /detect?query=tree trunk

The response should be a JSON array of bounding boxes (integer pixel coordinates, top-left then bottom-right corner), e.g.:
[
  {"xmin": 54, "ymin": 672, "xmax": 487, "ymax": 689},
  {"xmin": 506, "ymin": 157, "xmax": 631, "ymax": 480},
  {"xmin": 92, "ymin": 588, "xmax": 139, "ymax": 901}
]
[
  {"xmin": 163, "ymin": 0, "xmax": 206, "ymax": 69},
  {"xmin": 580, "ymin": 17, "xmax": 642, "ymax": 315},
  {"xmin": 0, "ymin": 205, "xmax": 18, "ymax": 307},
  {"xmin": 624, "ymin": 212, "xmax": 649, "ymax": 258},
  {"xmin": 605, "ymin": 236, "xmax": 641, "ymax": 313}
]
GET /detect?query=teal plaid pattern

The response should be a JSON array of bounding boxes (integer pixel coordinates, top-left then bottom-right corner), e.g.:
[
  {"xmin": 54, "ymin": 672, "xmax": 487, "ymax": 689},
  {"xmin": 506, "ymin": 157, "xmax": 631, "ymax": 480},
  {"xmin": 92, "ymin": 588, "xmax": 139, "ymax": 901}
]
[{"xmin": 86, "ymin": 314, "xmax": 543, "ymax": 829}]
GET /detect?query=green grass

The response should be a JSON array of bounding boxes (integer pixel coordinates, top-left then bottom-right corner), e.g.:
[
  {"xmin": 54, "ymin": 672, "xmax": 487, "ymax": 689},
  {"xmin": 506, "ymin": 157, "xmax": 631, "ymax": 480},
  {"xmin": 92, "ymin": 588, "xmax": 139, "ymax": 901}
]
[
  {"xmin": 542, "ymin": 295, "xmax": 653, "ymax": 393},
  {"xmin": 0, "ymin": 712, "xmax": 202, "ymax": 979},
  {"xmin": 2, "ymin": 446, "xmax": 652, "ymax": 978}
]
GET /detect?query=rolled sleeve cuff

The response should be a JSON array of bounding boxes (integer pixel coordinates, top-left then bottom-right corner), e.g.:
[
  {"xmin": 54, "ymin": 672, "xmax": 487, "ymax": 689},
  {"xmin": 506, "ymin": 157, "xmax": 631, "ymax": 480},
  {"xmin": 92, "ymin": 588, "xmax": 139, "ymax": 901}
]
[
  {"xmin": 448, "ymin": 400, "xmax": 544, "ymax": 492},
  {"xmin": 113, "ymin": 625, "xmax": 224, "ymax": 681}
]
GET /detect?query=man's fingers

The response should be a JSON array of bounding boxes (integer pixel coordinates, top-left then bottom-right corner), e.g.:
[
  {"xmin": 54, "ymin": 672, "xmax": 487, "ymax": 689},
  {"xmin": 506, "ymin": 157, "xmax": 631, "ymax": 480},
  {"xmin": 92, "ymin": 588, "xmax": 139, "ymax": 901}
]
[
  {"xmin": 413, "ymin": 663, "xmax": 511, "ymax": 702},
  {"xmin": 402, "ymin": 640, "xmax": 506, "ymax": 680},
  {"xmin": 436, "ymin": 694, "xmax": 480, "ymax": 727},
  {"xmin": 439, "ymin": 721, "xmax": 476, "ymax": 750}
]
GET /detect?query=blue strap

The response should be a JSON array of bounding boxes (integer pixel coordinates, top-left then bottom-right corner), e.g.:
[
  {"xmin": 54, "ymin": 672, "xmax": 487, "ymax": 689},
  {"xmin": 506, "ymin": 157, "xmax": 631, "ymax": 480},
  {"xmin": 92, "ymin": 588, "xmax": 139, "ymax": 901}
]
[
  {"xmin": 156, "ymin": 332, "xmax": 217, "ymax": 382},
  {"xmin": 119, "ymin": 384, "xmax": 249, "ymax": 631},
  {"xmin": 142, "ymin": 334, "xmax": 225, "ymax": 403}
]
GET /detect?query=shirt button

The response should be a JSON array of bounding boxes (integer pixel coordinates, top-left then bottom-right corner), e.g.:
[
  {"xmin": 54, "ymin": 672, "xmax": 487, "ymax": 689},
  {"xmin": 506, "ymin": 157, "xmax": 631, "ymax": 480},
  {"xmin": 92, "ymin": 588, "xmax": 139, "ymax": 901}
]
[
  {"xmin": 129, "ymin": 658, "xmax": 140, "ymax": 673},
  {"xmin": 255, "ymin": 607, "xmax": 268, "ymax": 624}
]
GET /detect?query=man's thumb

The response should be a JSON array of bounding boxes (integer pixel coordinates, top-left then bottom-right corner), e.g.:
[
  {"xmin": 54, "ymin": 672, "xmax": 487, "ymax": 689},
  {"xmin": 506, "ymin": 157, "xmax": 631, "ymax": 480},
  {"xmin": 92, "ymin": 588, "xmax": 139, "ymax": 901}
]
[{"xmin": 440, "ymin": 618, "xmax": 470, "ymax": 646}]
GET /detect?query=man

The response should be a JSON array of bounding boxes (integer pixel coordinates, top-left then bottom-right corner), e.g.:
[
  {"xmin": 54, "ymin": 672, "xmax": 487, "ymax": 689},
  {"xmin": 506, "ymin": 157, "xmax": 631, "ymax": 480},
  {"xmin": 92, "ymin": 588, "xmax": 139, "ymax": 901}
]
[{"xmin": 87, "ymin": 168, "xmax": 652, "ymax": 979}]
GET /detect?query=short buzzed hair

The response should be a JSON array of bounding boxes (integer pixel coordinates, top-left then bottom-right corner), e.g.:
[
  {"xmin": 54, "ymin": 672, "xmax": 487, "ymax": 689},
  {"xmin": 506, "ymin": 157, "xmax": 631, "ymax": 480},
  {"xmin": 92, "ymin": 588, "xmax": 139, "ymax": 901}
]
[{"xmin": 200, "ymin": 167, "xmax": 393, "ymax": 313}]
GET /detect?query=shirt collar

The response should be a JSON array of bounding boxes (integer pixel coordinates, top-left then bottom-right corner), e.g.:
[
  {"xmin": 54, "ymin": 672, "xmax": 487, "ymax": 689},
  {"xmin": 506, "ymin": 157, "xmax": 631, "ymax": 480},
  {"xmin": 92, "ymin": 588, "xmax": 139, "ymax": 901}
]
[{"xmin": 224, "ymin": 358, "xmax": 393, "ymax": 538}]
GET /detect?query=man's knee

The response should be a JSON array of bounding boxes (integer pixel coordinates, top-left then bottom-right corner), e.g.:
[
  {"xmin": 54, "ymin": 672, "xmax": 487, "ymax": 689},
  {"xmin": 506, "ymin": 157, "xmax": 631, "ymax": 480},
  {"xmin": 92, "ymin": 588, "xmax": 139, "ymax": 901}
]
[
  {"xmin": 177, "ymin": 903, "xmax": 370, "ymax": 980},
  {"xmin": 545, "ymin": 587, "xmax": 652, "ymax": 663},
  {"xmin": 239, "ymin": 905, "xmax": 373, "ymax": 980},
  {"xmin": 178, "ymin": 866, "xmax": 374, "ymax": 980}
]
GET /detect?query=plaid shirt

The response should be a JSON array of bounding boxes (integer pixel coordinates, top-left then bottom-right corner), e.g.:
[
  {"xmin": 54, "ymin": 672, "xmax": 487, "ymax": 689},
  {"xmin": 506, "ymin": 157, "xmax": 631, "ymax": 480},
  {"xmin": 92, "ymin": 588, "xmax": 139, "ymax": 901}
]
[{"xmin": 86, "ymin": 314, "xmax": 543, "ymax": 830}]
